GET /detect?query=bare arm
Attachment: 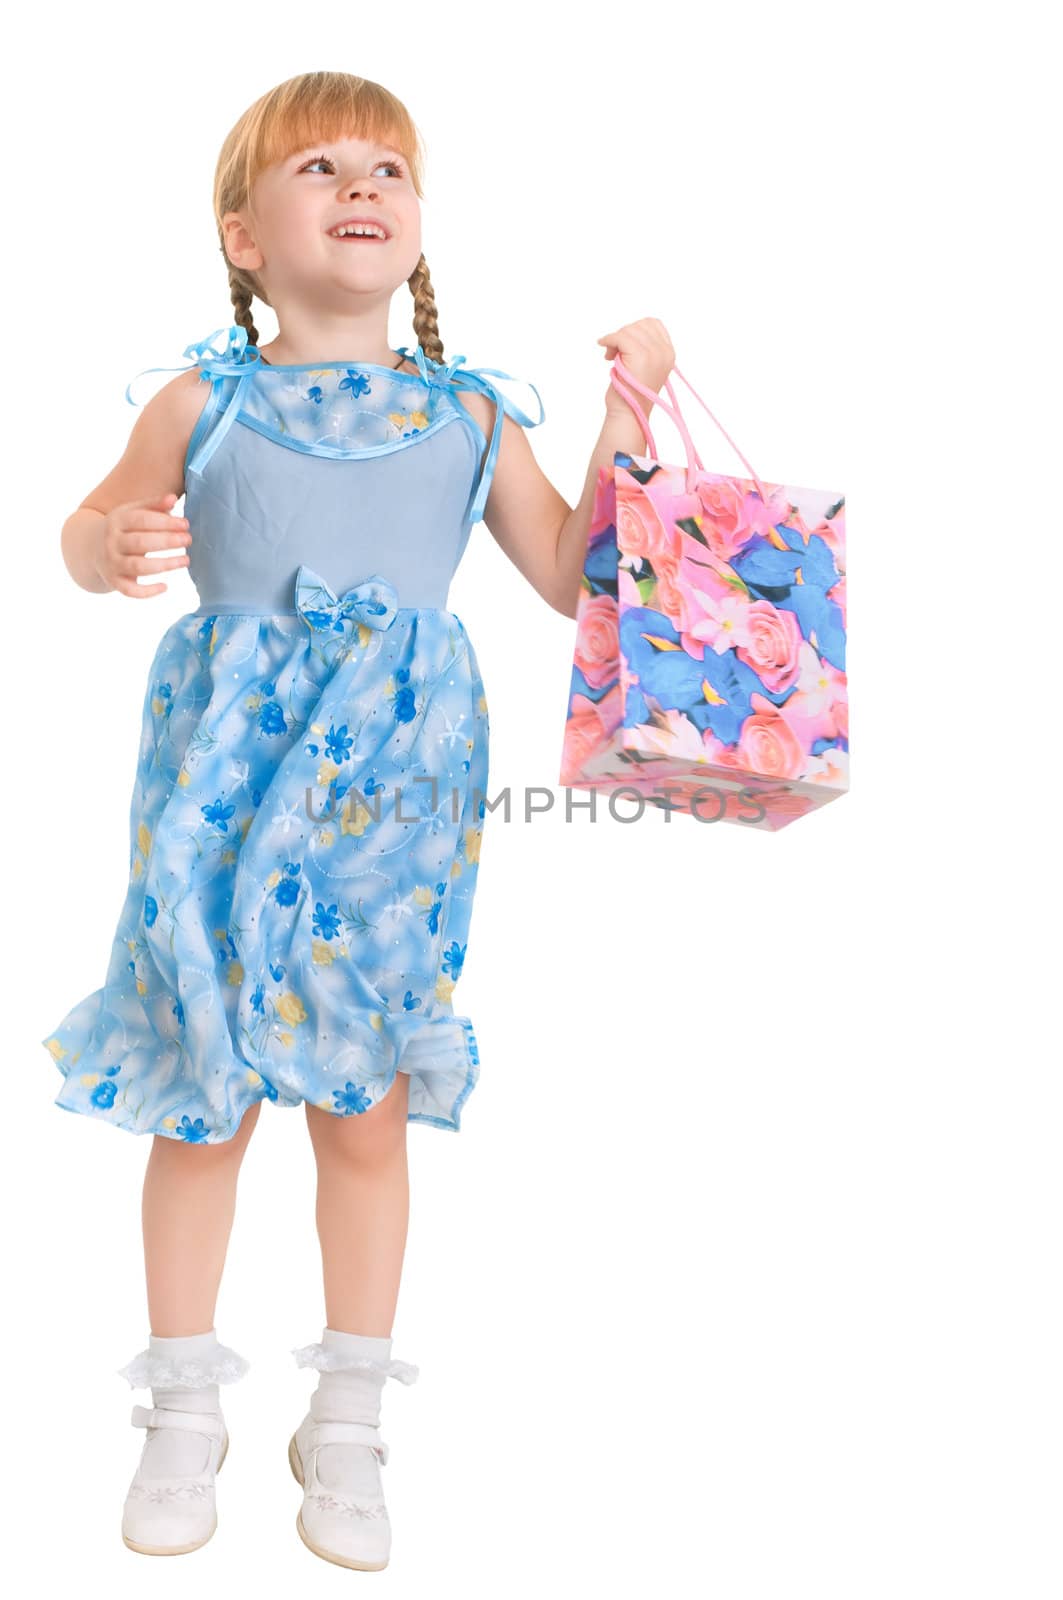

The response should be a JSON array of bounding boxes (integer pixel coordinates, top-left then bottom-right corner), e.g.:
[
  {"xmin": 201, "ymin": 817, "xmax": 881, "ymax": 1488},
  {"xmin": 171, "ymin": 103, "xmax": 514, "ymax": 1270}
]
[
  {"xmin": 61, "ymin": 368, "xmax": 210, "ymax": 596},
  {"xmin": 549, "ymin": 402, "xmax": 657, "ymax": 619},
  {"xmin": 458, "ymin": 365, "xmax": 665, "ymax": 621}
]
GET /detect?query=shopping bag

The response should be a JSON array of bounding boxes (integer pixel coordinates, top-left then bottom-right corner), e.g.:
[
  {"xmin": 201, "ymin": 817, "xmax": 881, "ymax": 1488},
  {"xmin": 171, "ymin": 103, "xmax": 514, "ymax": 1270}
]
[{"xmin": 558, "ymin": 356, "xmax": 848, "ymax": 832}]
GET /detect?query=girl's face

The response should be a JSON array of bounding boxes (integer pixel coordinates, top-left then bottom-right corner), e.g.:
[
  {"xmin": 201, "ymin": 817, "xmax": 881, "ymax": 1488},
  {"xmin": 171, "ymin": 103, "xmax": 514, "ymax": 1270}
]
[{"xmin": 225, "ymin": 134, "xmax": 423, "ymax": 308}]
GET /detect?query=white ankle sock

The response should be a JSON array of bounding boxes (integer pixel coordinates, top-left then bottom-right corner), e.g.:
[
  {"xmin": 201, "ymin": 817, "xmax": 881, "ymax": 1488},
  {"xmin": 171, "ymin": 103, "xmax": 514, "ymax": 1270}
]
[
  {"xmin": 310, "ymin": 1327, "xmax": 392, "ymax": 1493},
  {"xmin": 143, "ymin": 1329, "xmax": 223, "ymax": 1478}
]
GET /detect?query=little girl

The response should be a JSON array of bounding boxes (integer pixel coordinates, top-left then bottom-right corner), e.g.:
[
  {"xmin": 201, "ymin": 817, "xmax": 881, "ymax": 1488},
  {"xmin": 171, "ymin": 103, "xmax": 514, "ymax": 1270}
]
[{"xmin": 40, "ymin": 69, "xmax": 674, "ymax": 1570}]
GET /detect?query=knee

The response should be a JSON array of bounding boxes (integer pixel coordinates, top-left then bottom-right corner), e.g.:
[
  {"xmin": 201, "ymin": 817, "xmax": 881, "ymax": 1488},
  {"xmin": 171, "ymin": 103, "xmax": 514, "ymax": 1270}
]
[
  {"xmin": 152, "ymin": 1099, "xmax": 262, "ymax": 1167},
  {"xmin": 306, "ymin": 1073, "xmax": 409, "ymax": 1172}
]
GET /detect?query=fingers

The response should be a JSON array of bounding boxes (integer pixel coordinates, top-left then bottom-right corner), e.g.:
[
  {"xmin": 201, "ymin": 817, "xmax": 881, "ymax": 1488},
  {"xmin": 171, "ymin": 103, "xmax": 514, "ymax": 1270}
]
[
  {"xmin": 120, "ymin": 524, "xmax": 192, "ymax": 552},
  {"xmin": 99, "ymin": 492, "xmax": 195, "ymax": 597},
  {"xmin": 111, "ymin": 576, "xmax": 170, "ymax": 599},
  {"xmin": 596, "ymin": 318, "xmax": 675, "ymax": 360},
  {"xmin": 124, "ymin": 506, "xmax": 190, "ymax": 531},
  {"xmin": 113, "ymin": 508, "xmax": 191, "ymax": 555},
  {"xmin": 131, "ymin": 506, "xmax": 189, "ymax": 526},
  {"xmin": 119, "ymin": 552, "xmax": 192, "ymax": 576},
  {"xmin": 110, "ymin": 555, "xmax": 189, "ymax": 597}
]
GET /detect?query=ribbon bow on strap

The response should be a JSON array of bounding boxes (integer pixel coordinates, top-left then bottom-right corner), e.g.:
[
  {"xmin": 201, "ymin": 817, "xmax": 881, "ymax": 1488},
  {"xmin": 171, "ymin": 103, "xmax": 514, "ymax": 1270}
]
[
  {"xmin": 123, "ymin": 323, "xmax": 265, "ymax": 479},
  {"xmin": 124, "ymin": 324, "xmax": 262, "ymax": 406},
  {"xmin": 394, "ymin": 345, "xmax": 545, "ymax": 525},
  {"xmin": 295, "ymin": 564, "xmax": 399, "ymax": 634}
]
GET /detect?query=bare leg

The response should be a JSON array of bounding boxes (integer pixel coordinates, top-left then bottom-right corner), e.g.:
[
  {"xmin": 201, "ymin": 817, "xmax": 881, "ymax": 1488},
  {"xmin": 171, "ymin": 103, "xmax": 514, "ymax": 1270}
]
[
  {"xmin": 141, "ymin": 1101, "xmax": 263, "ymax": 1335},
  {"xmin": 303, "ymin": 1071, "xmax": 411, "ymax": 1334}
]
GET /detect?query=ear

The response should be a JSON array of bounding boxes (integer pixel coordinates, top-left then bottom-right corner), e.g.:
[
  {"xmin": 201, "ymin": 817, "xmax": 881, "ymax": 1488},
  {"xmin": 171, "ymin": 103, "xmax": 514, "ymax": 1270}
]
[{"xmin": 221, "ymin": 211, "xmax": 263, "ymax": 272}]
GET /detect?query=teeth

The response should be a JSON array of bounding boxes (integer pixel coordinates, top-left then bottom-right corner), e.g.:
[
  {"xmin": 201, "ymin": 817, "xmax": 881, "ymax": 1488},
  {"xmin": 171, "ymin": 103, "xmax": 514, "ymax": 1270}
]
[{"xmin": 330, "ymin": 223, "xmax": 387, "ymax": 239}]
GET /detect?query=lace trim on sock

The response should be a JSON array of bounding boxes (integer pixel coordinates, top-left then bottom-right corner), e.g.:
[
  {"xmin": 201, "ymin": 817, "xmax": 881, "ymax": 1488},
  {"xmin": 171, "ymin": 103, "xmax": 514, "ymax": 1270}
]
[
  {"xmin": 290, "ymin": 1342, "xmax": 419, "ymax": 1384},
  {"xmin": 117, "ymin": 1343, "xmax": 251, "ymax": 1390}
]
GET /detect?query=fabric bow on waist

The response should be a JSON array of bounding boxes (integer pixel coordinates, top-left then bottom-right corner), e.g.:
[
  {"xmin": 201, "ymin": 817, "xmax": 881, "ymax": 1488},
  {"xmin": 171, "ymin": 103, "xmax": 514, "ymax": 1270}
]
[{"xmin": 295, "ymin": 563, "xmax": 399, "ymax": 634}]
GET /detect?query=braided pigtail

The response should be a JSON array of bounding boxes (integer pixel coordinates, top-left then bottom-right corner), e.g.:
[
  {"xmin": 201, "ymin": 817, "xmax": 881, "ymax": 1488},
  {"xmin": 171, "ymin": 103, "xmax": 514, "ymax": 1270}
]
[
  {"xmin": 408, "ymin": 255, "xmax": 444, "ymax": 366},
  {"xmin": 227, "ymin": 269, "xmax": 261, "ymax": 348}
]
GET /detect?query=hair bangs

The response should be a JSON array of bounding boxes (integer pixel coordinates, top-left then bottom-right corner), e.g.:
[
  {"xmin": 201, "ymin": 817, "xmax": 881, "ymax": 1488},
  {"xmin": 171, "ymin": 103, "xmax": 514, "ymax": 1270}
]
[{"xmin": 219, "ymin": 72, "xmax": 424, "ymax": 218}]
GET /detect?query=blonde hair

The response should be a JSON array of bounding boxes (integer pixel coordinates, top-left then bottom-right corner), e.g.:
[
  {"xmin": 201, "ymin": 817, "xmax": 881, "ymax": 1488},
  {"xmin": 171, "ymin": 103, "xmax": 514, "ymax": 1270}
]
[{"xmin": 213, "ymin": 71, "xmax": 444, "ymax": 363}]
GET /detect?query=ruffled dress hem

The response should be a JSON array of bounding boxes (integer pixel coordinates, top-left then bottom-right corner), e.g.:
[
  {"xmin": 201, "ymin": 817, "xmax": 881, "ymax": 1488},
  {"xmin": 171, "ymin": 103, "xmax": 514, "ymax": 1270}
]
[{"xmin": 42, "ymin": 1010, "xmax": 481, "ymax": 1143}]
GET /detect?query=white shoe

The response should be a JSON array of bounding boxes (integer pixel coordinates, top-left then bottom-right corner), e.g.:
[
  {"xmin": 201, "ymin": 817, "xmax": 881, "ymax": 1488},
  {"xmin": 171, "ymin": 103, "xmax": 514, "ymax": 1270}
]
[
  {"xmin": 122, "ymin": 1403, "xmax": 229, "ymax": 1555},
  {"xmin": 288, "ymin": 1328, "xmax": 419, "ymax": 1570},
  {"xmin": 116, "ymin": 1327, "xmax": 248, "ymax": 1556},
  {"xmin": 288, "ymin": 1411, "xmax": 392, "ymax": 1570}
]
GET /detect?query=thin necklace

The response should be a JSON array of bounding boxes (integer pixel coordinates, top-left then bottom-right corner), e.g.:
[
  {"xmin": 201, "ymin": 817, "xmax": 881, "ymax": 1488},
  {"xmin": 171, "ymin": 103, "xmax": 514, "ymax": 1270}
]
[{"xmin": 257, "ymin": 349, "xmax": 407, "ymax": 369}]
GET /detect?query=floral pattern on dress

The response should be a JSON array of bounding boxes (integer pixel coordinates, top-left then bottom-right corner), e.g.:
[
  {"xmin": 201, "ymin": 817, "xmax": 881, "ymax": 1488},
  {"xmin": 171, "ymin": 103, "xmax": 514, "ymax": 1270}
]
[{"xmin": 43, "ymin": 564, "xmax": 489, "ymax": 1142}]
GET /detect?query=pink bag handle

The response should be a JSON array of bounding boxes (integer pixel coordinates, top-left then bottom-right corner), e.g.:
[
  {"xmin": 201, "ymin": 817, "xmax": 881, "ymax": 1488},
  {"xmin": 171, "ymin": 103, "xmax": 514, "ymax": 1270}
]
[{"xmin": 609, "ymin": 355, "xmax": 769, "ymax": 504}]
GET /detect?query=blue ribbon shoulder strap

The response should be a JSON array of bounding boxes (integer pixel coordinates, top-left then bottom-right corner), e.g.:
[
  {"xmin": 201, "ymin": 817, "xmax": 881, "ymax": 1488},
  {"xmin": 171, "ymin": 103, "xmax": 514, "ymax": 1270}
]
[
  {"xmin": 123, "ymin": 323, "xmax": 261, "ymax": 406},
  {"xmin": 396, "ymin": 345, "xmax": 546, "ymax": 525},
  {"xmin": 122, "ymin": 324, "xmax": 263, "ymax": 480}
]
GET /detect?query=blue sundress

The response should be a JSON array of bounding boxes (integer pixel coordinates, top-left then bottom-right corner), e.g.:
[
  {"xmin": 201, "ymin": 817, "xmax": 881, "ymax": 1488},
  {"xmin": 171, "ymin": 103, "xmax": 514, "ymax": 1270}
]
[{"xmin": 41, "ymin": 324, "xmax": 544, "ymax": 1143}]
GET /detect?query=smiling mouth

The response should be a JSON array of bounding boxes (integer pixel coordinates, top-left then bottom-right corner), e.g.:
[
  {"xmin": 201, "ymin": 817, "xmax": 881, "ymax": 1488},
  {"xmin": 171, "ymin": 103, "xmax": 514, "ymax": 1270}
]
[{"xmin": 327, "ymin": 223, "xmax": 391, "ymax": 243}]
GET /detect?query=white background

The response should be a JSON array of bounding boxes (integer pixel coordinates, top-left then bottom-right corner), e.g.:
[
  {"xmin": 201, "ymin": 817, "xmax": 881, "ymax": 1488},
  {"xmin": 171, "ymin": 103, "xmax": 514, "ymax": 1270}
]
[{"xmin": 6, "ymin": 1, "xmax": 1059, "ymax": 1593}]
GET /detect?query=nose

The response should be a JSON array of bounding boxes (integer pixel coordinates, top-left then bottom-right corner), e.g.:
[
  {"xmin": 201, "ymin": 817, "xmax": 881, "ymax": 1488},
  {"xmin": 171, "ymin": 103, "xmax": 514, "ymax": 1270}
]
[{"xmin": 343, "ymin": 177, "xmax": 381, "ymax": 202}]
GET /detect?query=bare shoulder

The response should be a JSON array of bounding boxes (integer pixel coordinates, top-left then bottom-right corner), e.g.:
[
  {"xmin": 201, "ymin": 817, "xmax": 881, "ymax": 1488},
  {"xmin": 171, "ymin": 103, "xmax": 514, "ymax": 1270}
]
[
  {"xmin": 79, "ymin": 368, "xmax": 212, "ymax": 516},
  {"xmin": 445, "ymin": 384, "xmax": 494, "ymax": 435}
]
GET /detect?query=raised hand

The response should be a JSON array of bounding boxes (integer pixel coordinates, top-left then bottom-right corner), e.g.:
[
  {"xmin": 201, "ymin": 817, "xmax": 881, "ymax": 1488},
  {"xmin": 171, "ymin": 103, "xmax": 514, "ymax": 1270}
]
[{"xmin": 596, "ymin": 317, "xmax": 676, "ymax": 417}]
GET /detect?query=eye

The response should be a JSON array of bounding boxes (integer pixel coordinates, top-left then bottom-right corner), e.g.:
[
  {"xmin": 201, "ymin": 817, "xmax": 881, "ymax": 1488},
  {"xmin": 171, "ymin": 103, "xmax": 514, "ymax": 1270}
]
[{"xmin": 300, "ymin": 153, "xmax": 406, "ymax": 178}]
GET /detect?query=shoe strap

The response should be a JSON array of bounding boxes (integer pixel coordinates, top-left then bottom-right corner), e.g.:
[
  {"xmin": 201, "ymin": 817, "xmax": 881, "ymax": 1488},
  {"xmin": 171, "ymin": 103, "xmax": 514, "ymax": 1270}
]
[
  {"xmin": 311, "ymin": 1418, "xmax": 389, "ymax": 1463},
  {"xmin": 130, "ymin": 1403, "xmax": 226, "ymax": 1441}
]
